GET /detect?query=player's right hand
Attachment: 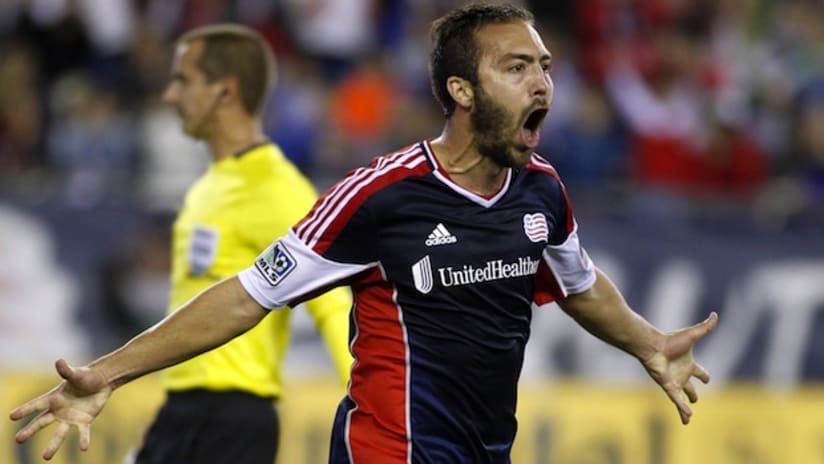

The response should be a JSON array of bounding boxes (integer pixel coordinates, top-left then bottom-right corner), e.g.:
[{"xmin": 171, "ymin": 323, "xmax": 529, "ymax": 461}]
[{"xmin": 9, "ymin": 358, "xmax": 112, "ymax": 461}]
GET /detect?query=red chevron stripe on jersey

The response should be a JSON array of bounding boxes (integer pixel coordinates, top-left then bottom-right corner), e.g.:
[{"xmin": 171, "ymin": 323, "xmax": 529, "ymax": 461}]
[{"xmin": 294, "ymin": 145, "xmax": 427, "ymax": 254}]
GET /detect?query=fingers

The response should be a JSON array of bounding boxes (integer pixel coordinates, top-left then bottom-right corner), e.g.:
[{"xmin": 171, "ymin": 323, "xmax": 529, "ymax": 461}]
[
  {"xmin": 691, "ymin": 312, "xmax": 718, "ymax": 339},
  {"xmin": 55, "ymin": 358, "xmax": 106, "ymax": 393},
  {"xmin": 663, "ymin": 382, "xmax": 693, "ymax": 425},
  {"xmin": 693, "ymin": 362, "xmax": 710, "ymax": 384},
  {"xmin": 78, "ymin": 423, "xmax": 92, "ymax": 451},
  {"xmin": 55, "ymin": 358, "xmax": 75, "ymax": 381},
  {"xmin": 683, "ymin": 380, "xmax": 698, "ymax": 403},
  {"xmin": 656, "ymin": 313, "xmax": 717, "ymax": 426},
  {"xmin": 15, "ymin": 411, "xmax": 55, "ymax": 444},
  {"xmin": 677, "ymin": 404, "xmax": 691, "ymax": 425},
  {"xmin": 9, "ymin": 394, "xmax": 50, "ymax": 421},
  {"xmin": 42, "ymin": 421, "xmax": 70, "ymax": 460}
]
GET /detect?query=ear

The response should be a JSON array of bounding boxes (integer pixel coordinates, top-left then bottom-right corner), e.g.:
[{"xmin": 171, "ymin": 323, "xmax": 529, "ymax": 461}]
[
  {"xmin": 446, "ymin": 76, "xmax": 474, "ymax": 110},
  {"xmin": 218, "ymin": 76, "xmax": 240, "ymax": 102}
]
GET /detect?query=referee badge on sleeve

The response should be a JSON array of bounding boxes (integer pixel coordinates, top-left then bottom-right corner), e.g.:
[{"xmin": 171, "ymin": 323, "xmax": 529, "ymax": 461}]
[{"xmin": 255, "ymin": 242, "xmax": 296, "ymax": 286}]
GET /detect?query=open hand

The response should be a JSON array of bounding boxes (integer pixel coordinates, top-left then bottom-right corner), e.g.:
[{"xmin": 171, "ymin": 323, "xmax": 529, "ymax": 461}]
[
  {"xmin": 641, "ymin": 312, "xmax": 718, "ymax": 425},
  {"xmin": 9, "ymin": 359, "xmax": 112, "ymax": 460}
]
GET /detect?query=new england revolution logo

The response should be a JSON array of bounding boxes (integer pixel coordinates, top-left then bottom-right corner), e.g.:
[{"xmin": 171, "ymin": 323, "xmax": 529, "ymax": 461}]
[
  {"xmin": 523, "ymin": 213, "xmax": 548, "ymax": 243},
  {"xmin": 255, "ymin": 242, "xmax": 296, "ymax": 286}
]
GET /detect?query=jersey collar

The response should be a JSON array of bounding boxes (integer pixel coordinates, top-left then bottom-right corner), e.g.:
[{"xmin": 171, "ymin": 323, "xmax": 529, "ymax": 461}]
[{"xmin": 421, "ymin": 140, "xmax": 512, "ymax": 208}]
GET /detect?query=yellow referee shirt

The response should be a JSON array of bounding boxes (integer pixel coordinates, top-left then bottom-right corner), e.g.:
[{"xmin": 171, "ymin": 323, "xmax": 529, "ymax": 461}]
[{"xmin": 163, "ymin": 143, "xmax": 352, "ymax": 398}]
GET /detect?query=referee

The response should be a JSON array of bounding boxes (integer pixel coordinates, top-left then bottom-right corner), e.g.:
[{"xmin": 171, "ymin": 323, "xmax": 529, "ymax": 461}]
[{"xmin": 132, "ymin": 24, "xmax": 352, "ymax": 464}]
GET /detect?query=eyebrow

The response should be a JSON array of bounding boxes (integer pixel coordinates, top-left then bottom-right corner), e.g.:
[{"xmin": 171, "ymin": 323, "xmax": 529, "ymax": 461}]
[{"xmin": 498, "ymin": 52, "xmax": 552, "ymax": 64}]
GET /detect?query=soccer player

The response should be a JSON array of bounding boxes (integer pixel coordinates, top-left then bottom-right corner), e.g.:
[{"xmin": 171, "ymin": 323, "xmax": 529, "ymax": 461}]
[
  {"xmin": 133, "ymin": 24, "xmax": 352, "ymax": 464},
  {"xmin": 10, "ymin": 5, "xmax": 717, "ymax": 464}
]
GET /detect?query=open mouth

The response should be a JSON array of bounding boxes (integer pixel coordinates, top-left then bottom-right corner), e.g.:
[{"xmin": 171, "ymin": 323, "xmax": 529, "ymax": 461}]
[{"xmin": 520, "ymin": 108, "xmax": 548, "ymax": 149}]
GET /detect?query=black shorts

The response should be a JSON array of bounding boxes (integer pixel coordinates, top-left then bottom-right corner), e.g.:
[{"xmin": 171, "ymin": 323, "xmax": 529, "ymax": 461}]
[{"xmin": 135, "ymin": 389, "xmax": 279, "ymax": 464}]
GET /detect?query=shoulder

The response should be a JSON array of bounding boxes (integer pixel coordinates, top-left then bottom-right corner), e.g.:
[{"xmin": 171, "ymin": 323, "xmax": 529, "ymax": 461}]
[
  {"xmin": 331, "ymin": 142, "xmax": 432, "ymax": 201},
  {"xmin": 523, "ymin": 153, "xmax": 565, "ymax": 189},
  {"xmin": 524, "ymin": 153, "xmax": 561, "ymax": 179},
  {"xmin": 291, "ymin": 143, "xmax": 431, "ymax": 252},
  {"xmin": 364, "ymin": 142, "xmax": 431, "ymax": 177},
  {"xmin": 239, "ymin": 145, "xmax": 313, "ymax": 192}
]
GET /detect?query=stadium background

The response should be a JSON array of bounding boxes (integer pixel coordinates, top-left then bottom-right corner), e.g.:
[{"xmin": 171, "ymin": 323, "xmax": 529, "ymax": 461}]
[{"xmin": 1, "ymin": 0, "xmax": 823, "ymax": 462}]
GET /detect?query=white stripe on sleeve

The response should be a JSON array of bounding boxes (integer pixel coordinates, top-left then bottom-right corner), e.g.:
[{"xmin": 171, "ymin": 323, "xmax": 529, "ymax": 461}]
[
  {"xmin": 542, "ymin": 226, "xmax": 597, "ymax": 298},
  {"xmin": 238, "ymin": 230, "xmax": 373, "ymax": 309}
]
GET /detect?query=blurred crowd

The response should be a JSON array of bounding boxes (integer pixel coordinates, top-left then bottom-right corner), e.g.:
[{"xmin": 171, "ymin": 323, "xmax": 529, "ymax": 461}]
[
  {"xmin": 0, "ymin": 0, "xmax": 822, "ymax": 227},
  {"xmin": 0, "ymin": 0, "xmax": 822, "ymax": 358}
]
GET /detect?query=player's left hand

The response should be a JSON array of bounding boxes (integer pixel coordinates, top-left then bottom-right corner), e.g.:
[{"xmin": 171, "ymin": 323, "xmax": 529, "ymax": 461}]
[{"xmin": 640, "ymin": 312, "xmax": 718, "ymax": 425}]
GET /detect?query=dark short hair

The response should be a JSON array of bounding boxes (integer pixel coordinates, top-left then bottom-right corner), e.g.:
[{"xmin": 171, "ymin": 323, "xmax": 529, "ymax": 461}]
[
  {"xmin": 178, "ymin": 24, "xmax": 275, "ymax": 115},
  {"xmin": 429, "ymin": 3, "xmax": 534, "ymax": 117}
]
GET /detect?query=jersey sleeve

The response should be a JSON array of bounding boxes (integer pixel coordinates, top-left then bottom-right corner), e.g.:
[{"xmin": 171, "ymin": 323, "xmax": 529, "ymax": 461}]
[
  {"xmin": 238, "ymin": 230, "xmax": 373, "ymax": 309},
  {"xmin": 534, "ymin": 224, "xmax": 597, "ymax": 305},
  {"xmin": 238, "ymin": 165, "xmax": 382, "ymax": 309},
  {"xmin": 532, "ymin": 160, "xmax": 597, "ymax": 304}
]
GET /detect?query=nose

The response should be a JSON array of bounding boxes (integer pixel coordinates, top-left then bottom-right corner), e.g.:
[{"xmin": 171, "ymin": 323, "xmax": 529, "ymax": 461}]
[
  {"xmin": 529, "ymin": 65, "xmax": 549, "ymax": 98},
  {"xmin": 162, "ymin": 83, "xmax": 178, "ymax": 106}
]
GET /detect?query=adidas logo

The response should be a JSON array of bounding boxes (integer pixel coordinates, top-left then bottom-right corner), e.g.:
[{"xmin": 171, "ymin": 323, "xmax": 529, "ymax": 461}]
[{"xmin": 425, "ymin": 223, "xmax": 457, "ymax": 246}]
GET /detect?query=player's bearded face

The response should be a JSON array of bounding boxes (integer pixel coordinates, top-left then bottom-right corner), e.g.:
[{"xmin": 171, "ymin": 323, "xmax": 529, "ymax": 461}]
[{"xmin": 470, "ymin": 84, "xmax": 537, "ymax": 169}]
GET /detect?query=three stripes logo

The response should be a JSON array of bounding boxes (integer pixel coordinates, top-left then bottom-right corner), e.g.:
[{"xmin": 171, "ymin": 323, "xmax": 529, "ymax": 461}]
[{"xmin": 425, "ymin": 223, "xmax": 457, "ymax": 247}]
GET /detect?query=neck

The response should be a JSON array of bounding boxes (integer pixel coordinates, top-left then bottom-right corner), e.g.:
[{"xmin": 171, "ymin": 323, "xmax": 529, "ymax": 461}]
[
  {"xmin": 430, "ymin": 120, "xmax": 508, "ymax": 196},
  {"xmin": 207, "ymin": 112, "xmax": 266, "ymax": 161}
]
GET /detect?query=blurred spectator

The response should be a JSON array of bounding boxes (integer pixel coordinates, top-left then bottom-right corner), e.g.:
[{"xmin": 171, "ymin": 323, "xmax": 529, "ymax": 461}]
[
  {"xmin": 542, "ymin": 84, "xmax": 628, "ymax": 191},
  {"xmin": 329, "ymin": 54, "xmax": 395, "ymax": 142},
  {"xmin": 11, "ymin": 0, "xmax": 94, "ymax": 85},
  {"xmin": 137, "ymin": 0, "xmax": 186, "ymax": 39},
  {"xmin": 45, "ymin": 71, "xmax": 138, "ymax": 208},
  {"xmin": 98, "ymin": 216, "xmax": 172, "ymax": 342},
  {"xmin": 757, "ymin": 78, "xmax": 824, "ymax": 229},
  {"xmin": 794, "ymin": 81, "xmax": 824, "ymax": 202},
  {"xmin": 265, "ymin": 55, "xmax": 329, "ymax": 174},
  {"xmin": 136, "ymin": 100, "xmax": 209, "ymax": 214},
  {"xmin": 75, "ymin": 0, "xmax": 137, "ymax": 56},
  {"xmin": 697, "ymin": 119, "xmax": 766, "ymax": 196},
  {"xmin": 283, "ymin": 0, "xmax": 379, "ymax": 81},
  {"xmin": 176, "ymin": 0, "xmax": 229, "ymax": 34},
  {"xmin": 0, "ymin": 202, "xmax": 88, "ymax": 367},
  {"xmin": 0, "ymin": 43, "xmax": 44, "ymax": 173},
  {"xmin": 317, "ymin": 53, "xmax": 399, "ymax": 176},
  {"xmin": 605, "ymin": 38, "xmax": 709, "ymax": 193},
  {"xmin": 537, "ymin": 24, "xmax": 629, "ymax": 192},
  {"xmin": 126, "ymin": 24, "xmax": 175, "ymax": 101}
]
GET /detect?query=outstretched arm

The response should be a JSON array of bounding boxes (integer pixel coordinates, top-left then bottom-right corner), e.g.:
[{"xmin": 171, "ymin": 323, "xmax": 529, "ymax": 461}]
[
  {"xmin": 9, "ymin": 276, "xmax": 267, "ymax": 460},
  {"xmin": 556, "ymin": 268, "xmax": 718, "ymax": 425}
]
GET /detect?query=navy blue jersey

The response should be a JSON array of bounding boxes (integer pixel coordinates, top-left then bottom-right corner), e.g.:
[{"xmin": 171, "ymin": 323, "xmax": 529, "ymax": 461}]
[{"xmin": 239, "ymin": 141, "xmax": 596, "ymax": 463}]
